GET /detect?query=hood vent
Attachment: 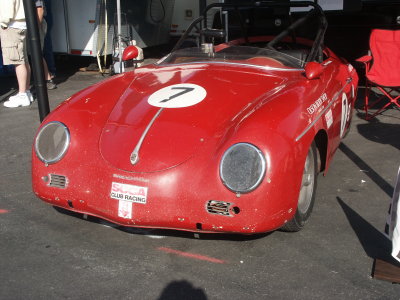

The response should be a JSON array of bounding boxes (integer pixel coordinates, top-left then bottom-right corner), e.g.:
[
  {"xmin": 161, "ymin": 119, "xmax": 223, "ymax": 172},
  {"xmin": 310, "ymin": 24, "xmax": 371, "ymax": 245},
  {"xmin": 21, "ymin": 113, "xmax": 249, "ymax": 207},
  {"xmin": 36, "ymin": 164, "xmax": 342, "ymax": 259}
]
[{"xmin": 48, "ymin": 174, "xmax": 68, "ymax": 189}]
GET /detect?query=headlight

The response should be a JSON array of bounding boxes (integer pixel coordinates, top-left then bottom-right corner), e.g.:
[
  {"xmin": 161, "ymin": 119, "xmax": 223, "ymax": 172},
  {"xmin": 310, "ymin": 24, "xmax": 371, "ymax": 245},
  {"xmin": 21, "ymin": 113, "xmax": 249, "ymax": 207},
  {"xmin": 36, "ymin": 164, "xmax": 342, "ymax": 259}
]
[
  {"xmin": 220, "ymin": 143, "xmax": 266, "ymax": 193},
  {"xmin": 35, "ymin": 121, "xmax": 70, "ymax": 164}
]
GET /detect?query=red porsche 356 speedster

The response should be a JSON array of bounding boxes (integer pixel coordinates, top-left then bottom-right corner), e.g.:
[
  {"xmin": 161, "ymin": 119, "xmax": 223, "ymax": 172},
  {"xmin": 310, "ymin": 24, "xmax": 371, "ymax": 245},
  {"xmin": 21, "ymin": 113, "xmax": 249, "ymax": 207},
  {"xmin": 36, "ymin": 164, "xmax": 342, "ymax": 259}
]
[{"xmin": 32, "ymin": 1, "xmax": 358, "ymax": 234}]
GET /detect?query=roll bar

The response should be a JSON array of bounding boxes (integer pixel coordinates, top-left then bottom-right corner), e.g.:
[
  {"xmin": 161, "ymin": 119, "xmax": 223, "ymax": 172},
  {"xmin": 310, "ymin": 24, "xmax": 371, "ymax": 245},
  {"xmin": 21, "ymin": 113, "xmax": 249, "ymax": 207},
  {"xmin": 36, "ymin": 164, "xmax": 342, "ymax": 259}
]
[{"xmin": 173, "ymin": 1, "xmax": 327, "ymax": 63}]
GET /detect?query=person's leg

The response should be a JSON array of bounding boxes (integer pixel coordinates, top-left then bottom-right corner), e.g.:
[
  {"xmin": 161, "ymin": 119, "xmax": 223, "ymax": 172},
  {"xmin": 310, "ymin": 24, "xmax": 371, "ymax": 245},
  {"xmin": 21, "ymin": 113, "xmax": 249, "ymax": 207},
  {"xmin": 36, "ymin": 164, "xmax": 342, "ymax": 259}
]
[
  {"xmin": 15, "ymin": 63, "xmax": 31, "ymax": 93},
  {"xmin": 26, "ymin": 62, "xmax": 31, "ymax": 90},
  {"xmin": 2, "ymin": 28, "xmax": 32, "ymax": 107},
  {"xmin": 42, "ymin": 58, "xmax": 51, "ymax": 81},
  {"xmin": 43, "ymin": 57, "xmax": 57, "ymax": 89},
  {"xmin": 43, "ymin": 34, "xmax": 56, "ymax": 77},
  {"xmin": 43, "ymin": 0, "xmax": 56, "ymax": 76},
  {"xmin": 15, "ymin": 62, "xmax": 31, "ymax": 92},
  {"xmin": 4, "ymin": 62, "xmax": 32, "ymax": 107},
  {"xmin": 40, "ymin": 20, "xmax": 56, "ymax": 89}
]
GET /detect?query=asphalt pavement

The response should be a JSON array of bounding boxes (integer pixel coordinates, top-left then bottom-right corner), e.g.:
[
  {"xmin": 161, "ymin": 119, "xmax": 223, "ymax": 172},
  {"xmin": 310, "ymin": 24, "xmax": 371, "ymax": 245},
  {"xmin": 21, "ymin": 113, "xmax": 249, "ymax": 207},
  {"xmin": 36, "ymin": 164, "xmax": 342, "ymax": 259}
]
[{"xmin": 1, "ymin": 57, "xmax": 400, "ymax": 299}]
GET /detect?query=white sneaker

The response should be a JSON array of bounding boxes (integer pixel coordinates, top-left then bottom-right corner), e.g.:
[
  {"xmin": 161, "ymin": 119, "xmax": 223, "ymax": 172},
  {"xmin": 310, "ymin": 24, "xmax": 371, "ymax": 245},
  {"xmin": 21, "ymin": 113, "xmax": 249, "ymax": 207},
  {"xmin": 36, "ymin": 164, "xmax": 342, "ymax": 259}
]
[{"xmin": 3, "ymin": 93, "xmax": 31, "ymax": 108}]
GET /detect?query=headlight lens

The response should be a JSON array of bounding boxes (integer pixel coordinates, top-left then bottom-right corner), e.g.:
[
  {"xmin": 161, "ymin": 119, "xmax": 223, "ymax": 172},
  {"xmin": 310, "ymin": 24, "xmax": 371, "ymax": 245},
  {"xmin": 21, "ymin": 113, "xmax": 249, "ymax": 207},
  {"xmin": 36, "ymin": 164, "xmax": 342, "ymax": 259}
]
[
  {"xmin": 220, "ymin": 143, "xmax": 266, "ymax": 193},
  {"xmin": 35, "ymin": 121, "xmax": 70, "ymax": 164}
]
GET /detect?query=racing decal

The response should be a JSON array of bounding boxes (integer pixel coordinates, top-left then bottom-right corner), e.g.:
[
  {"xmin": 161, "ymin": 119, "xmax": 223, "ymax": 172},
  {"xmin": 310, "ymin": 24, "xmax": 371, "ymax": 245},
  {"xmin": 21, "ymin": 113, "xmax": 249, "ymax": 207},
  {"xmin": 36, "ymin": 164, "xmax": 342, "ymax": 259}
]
[
  {"xmin": 340, "ymin": 93, "xmax": 351, "ymax": 137},
  {"xmin": 148, "ymin": 83, "xmax": 206, "ymax": 108},
  {"xmin": 307, "ymin": 93, "xmax": 328, "ymax": 115},
  {"xmin": 324, "ymin": 109, "xmax": 333, "ymax": 128},
  {"xmin": 110, "ymin": 182, "xmax": 148, "ymax": 204},
  {"xmin": 118, "ymin": 200, "xmax": 132, "ymax": 219}
]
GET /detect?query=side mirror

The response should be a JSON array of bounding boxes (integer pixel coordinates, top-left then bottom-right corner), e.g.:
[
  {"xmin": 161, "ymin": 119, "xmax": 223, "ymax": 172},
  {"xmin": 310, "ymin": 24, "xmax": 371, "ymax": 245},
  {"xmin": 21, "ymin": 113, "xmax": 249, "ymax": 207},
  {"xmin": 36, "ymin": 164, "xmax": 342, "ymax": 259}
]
[
  {"xmin": 304, "ymin": 62, "xmax": 323, "ymax": 80},
  {"xmin": 122, "ymin": 45, "xmax": 139, "ymax": 61}
]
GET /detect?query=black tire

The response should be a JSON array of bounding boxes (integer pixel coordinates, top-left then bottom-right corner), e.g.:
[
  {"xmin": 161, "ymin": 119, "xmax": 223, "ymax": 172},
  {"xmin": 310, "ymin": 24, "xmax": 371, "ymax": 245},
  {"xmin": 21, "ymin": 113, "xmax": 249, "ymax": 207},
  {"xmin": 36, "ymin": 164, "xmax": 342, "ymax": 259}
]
[{"xmin": 281, "ymin": 142, "xmax": 318, "ymax": 232}]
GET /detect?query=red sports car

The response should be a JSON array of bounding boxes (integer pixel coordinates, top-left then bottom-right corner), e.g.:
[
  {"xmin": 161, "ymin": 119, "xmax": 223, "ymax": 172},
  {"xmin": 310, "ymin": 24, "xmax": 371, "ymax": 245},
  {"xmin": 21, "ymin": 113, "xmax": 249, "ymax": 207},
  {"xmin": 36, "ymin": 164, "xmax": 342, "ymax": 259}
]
[{"xmin": 32, "ymin": 1, "xmax": 358, "ymax": 234}]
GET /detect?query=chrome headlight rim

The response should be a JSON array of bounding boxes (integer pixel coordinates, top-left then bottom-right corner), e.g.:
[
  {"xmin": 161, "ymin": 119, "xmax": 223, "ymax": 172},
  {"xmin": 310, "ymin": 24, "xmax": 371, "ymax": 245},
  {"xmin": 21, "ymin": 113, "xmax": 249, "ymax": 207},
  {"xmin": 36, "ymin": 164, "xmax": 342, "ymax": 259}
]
[
  {"xmin": 35, "ymin": 121, "xmax": 70, "ymax": 164},
  {"xmin": 220, "ymin": 142, "xmax": 266, "ymax": 194}
]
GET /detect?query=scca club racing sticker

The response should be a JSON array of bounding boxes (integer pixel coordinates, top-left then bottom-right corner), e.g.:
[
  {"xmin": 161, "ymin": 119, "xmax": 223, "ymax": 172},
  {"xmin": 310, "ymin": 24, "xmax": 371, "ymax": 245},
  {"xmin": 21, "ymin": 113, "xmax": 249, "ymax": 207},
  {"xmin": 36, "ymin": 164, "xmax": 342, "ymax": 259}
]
[
  {"xmin": 148, "ymin": 83, "xmax": 206, "ymax": 108},
  {"xmin": 110, "ymin": 182, "xmax": 148, "ymax": 204}
]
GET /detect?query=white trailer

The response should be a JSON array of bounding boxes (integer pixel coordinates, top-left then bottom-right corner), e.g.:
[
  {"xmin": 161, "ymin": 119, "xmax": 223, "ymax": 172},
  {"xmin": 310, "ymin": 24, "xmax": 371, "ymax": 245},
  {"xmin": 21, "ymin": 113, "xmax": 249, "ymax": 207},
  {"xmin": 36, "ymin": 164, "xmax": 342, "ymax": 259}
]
[{"xmin": 50, "ymin": 0, "xmax": 175, "ymax": 56}]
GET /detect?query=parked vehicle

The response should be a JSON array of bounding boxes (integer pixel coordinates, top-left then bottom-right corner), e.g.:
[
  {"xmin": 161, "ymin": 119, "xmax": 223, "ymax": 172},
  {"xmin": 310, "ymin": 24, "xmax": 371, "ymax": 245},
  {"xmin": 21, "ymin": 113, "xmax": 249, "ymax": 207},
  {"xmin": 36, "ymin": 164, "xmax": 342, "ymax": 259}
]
[{"xmin": 32, "ymin": 1, "xmax": 358, "ymax": 234}]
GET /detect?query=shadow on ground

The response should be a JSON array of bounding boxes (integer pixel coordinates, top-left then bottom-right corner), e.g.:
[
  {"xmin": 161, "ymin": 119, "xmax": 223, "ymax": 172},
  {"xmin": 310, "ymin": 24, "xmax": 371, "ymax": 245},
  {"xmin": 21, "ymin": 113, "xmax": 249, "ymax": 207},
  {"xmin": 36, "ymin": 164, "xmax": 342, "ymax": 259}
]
[
  {"xmin": 357, "ymin": 119, "xmax": 400, "ymax": 151},
  {"xmin": 337, "ymin": 197, "xmax": 400, "ymax": 269},
  {"xmin": 157, "ymin": 280, "xmax": 207, "ymax": 300},
  {"xmin": 339, "ymin": 143, "xmax": 394, "ymax": 198}
]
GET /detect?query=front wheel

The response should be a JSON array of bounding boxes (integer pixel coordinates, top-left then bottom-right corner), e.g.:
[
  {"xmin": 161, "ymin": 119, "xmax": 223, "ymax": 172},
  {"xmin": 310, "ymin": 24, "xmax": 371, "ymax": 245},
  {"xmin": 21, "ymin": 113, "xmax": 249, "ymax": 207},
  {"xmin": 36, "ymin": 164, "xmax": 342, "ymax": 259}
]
[{"xmin": 281, "ymin": 142, "xmax": 318, "ymax": 232}]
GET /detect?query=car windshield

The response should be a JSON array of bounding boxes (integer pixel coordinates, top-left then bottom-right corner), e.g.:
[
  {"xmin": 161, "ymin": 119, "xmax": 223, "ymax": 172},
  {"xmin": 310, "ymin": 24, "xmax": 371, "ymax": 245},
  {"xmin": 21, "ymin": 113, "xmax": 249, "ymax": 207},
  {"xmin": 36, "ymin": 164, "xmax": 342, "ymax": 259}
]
[
  {"xmin": 158, "ymin": 45, "xmax": 306, "ymax": 69},
  {"xmin": 159, "ymin": 2, "xmax": 327, "ymax": 70}
]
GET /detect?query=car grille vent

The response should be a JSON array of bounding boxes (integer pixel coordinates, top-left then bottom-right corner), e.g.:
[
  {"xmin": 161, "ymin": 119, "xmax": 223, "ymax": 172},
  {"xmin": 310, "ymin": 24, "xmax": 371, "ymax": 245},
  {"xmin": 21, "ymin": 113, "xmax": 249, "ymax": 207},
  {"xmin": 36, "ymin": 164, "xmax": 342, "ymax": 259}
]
[
  {"xmin": 206, "ymin": 200, "xmax": 232, "ymax": 216},
  {"xmin": 48, "ymin": 174, "xmax": 68, "ymax": 188}
]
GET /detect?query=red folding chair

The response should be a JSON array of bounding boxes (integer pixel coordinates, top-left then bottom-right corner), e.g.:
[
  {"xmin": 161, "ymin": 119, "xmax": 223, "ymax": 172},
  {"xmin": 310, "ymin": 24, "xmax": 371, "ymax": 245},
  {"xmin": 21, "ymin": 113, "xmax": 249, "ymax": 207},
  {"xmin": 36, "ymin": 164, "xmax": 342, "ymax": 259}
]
[{"xmin": 356, "ymin": 29, "xmax": 400, "ymax": 120}]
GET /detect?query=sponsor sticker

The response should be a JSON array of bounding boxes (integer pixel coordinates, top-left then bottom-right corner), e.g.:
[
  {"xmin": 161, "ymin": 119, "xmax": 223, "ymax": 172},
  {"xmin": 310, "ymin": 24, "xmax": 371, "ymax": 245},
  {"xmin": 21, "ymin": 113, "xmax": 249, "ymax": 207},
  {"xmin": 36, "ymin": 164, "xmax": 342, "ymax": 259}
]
[
  {"xmin": 307, "ymin": 93, "xmax": 328, "ymax": 115},
  {"xmin": 118, "ymin": 200, "xmax": 132, "ymax": 219},
  {"xmin": 325, "ymin": 109, "xmax": 333, "ymax": 128},
  {"xmin": 148, "ymin": 83, "xmax": 206, "ymax": 108},
  {"xmin": 110, "ymin": 182, "xmax": 148, "ymax": 204}
]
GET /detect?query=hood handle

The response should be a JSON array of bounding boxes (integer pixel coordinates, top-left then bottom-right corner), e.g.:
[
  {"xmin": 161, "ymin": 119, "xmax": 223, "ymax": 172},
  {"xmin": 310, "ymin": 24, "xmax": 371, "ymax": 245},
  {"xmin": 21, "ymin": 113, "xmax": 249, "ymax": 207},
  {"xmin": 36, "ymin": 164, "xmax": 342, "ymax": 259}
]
[{"xmin": 130, "ymin": 108, "xmax": 164, "ymax": 165}]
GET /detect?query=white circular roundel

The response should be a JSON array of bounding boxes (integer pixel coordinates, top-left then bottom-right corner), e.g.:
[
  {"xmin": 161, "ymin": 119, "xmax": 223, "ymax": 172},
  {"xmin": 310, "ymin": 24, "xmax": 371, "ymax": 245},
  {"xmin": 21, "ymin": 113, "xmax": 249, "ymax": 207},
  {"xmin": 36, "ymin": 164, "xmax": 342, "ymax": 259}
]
[
  {"xmin": 148, "ymin": 83, "xmax": 206, "ymax": 108},
  {"xmin": 340, "ymin": 93, "xmax": 350, "ymax": 138}
]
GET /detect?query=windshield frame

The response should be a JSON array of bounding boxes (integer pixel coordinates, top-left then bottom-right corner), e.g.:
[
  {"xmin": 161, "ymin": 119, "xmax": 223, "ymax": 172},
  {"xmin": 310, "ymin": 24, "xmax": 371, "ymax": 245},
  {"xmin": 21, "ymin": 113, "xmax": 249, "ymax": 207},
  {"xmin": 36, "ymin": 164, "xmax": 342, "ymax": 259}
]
[{"xmin": 171, "ymin": 1, "xmax": 327, "ymax": 65}]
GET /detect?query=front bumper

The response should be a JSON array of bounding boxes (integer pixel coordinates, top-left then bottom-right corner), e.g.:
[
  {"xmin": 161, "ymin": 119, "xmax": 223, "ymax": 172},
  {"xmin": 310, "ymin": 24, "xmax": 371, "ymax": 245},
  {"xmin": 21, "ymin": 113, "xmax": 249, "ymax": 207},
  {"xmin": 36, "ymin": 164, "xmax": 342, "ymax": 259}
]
[{"xmin": 32, "ymin": 156, "xmax": 293, "ymax": 234}]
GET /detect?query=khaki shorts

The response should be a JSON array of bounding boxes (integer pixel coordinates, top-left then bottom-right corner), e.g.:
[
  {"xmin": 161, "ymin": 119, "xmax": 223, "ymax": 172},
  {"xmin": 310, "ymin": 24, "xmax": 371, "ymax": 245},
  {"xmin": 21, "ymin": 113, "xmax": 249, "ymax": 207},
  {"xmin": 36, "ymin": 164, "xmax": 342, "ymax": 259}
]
[{"xmin": 0, "ymin": 27, "xmax": 28, "ymax": 65}]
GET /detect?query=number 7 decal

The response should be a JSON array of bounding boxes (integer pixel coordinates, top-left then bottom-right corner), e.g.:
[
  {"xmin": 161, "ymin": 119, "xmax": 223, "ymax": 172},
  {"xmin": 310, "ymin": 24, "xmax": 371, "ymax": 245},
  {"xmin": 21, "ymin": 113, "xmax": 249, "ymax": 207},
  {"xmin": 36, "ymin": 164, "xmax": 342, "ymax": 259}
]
[
  {"xmin": 148, "ymin": 83, "xmax": 207, "ymax": 108},
  {"xmin": 160, "ymin": 87, "xmax": 195, "ymax": 103}
]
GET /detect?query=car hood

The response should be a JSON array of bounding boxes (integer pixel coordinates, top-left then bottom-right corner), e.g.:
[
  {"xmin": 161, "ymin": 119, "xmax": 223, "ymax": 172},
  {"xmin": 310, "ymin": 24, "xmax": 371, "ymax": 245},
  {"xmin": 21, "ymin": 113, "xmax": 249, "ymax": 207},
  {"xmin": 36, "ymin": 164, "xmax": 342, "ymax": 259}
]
[{"xmin": 100, "ymin": 64, "xmax": 288, "ymax": 172}]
